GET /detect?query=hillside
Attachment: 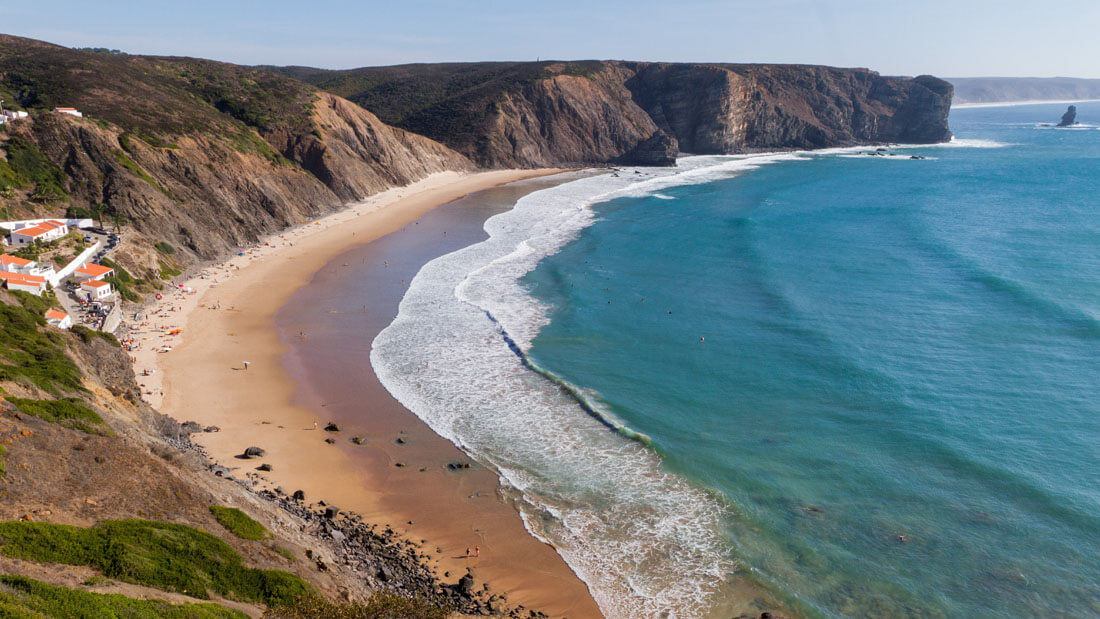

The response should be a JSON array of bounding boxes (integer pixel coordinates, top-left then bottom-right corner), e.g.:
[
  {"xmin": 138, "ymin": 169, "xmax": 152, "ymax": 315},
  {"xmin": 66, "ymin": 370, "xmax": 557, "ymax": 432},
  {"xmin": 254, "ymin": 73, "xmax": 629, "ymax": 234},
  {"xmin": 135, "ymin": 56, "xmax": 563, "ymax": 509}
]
[
  {"xmin": 271, "ymin": 60, "xmax": 954, "ymax": 168},
  {"xmin": 0, "ymin": 34, "xmax": 472, "ymax": 275},
  {"xmin": 949, "ymin": 77, "xmax": 1100, "ymax": 104}
]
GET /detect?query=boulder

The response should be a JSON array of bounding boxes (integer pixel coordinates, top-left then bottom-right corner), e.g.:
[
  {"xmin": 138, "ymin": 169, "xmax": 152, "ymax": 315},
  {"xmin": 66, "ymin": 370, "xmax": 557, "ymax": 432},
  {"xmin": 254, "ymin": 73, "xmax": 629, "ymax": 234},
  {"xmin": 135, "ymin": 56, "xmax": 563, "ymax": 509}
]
[
  {"xmin": 618, "ymin": 130, "xmax": 678, "ymax": 167},
  {"xmin": 1057, "ymin": 105, "xmax": 1078, "ymax": 127},
  {"xmin": 457, "ymin": 572, "xmax": 475, "ymax": 596},
  {"xmin": 324, "ymin": 422, "xmax": 340, "ymax": 432},
  {"xmin": 242, "ymin": 446, "xmax": 265, "ymax": 458},
  {"xmin": 256, "ymin": 463, "xmax": 272, "ymax": 472},
  {"xmin": 204, "ymin": 425, "xmax": 220, "ymax": 433},
  {"xmin": 350, "ymin": 436, "xmax": 365, "ymax": 445},
  {"xmin": 292, "ymin": 489, "xmax": 306, "ymax": 501},
  {"xmin": 324, "ymin": 505, "xmax": 339, "ymax": 519},
  {"xmin": 324, "ymin": 437, "xmax": 336, "ymax": 444}
]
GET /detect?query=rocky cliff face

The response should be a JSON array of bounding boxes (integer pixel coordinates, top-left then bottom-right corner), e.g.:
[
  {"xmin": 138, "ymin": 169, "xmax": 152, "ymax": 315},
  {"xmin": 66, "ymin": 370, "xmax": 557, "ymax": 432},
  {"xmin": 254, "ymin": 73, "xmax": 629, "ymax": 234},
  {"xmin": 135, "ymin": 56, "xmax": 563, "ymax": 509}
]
[
  {"xmin": 0, "ymin": 35, "xmax": 473, "ymax": 273},
  {"xmin": 284, "ymin": 60, "xmax": 954, "ymax": 168},
  {"xmin": 6, "ymin": 101, "xmax": 470, "ymax": 270},
  {"xmin": 625, "ymin": 64, "xmax": 953, "ymax": 153}
]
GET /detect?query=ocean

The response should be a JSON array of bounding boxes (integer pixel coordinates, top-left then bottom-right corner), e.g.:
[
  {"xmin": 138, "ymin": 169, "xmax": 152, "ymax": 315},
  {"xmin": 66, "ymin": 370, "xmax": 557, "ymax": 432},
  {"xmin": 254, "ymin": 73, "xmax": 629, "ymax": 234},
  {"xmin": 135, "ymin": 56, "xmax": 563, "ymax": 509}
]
[{"xmin": 371, "ymin": 102, "xmax": 1100, "ymax": 617}]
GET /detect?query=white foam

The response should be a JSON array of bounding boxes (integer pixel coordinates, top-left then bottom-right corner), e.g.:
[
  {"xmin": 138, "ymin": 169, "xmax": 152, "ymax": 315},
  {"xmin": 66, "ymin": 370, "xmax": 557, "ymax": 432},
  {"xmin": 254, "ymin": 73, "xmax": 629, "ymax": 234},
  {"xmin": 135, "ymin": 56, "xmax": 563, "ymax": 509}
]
[
  {"xmin": 922, "ymin": 137, "xmax": 1014, "ymax": 148},
  {"xmin": 369, "ymin": 151, "xmax": 897, "ymax": 616}
]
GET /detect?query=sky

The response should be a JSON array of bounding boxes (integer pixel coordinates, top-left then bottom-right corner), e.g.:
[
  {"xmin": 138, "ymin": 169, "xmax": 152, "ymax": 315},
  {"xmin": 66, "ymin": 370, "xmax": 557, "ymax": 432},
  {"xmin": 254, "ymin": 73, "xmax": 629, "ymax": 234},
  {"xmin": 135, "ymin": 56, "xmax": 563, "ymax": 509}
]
[{"xmin": 4, "ymin": 0, "xmax": 1100, "ymax": 77}]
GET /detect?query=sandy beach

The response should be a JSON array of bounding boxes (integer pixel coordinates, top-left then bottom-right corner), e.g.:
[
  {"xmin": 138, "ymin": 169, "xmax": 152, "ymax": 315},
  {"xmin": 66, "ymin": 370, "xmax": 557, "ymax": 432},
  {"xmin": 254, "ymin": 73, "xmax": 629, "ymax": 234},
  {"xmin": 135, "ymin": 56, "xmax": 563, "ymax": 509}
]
[{"xmin": 127, "ymin": 169, "xmax": 602, "ymax": 617}]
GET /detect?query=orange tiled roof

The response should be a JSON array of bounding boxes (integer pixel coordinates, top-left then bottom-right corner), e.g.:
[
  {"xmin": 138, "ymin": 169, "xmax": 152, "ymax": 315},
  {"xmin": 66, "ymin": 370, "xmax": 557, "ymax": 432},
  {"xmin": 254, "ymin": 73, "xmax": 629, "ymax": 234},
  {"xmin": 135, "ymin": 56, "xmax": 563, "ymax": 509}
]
[
  {"xmin": 45, "ymin": 309, "xmax": 68, "ymax": 321},
  {"xmin": 13, "ymin": 226, "xmax": 50, "ymax": 238},
  {"xmin": 82, "ymin": 279, "xmax": 110, "ymax": 288},
  {"xmin": 0, "ymin": 254, "xmax": 33, "ymax": 266},
  {"xmin": 2, "ymin": 272, "xmax": 47, "ymax": 285},
  {"xmin": 76, "ymin": 263, "xmax": 113, "ymax": 277}
]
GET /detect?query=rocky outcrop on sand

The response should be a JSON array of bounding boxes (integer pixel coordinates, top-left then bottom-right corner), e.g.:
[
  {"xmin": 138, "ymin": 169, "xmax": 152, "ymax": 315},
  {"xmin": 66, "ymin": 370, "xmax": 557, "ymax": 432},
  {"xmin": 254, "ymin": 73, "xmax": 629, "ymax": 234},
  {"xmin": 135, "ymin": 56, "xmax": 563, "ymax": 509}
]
[{"xmin": 1057, "ymin": 105, "xmax": 1078, "ymax": 126}]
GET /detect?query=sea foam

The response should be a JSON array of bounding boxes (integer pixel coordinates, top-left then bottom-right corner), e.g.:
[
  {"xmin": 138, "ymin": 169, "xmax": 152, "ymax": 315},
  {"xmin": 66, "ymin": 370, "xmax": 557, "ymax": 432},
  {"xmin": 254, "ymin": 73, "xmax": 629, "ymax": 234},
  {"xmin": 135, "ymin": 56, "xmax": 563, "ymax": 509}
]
[{"xmin": 370, "ymin": 154, "xmax": 833, "ymax": 617}]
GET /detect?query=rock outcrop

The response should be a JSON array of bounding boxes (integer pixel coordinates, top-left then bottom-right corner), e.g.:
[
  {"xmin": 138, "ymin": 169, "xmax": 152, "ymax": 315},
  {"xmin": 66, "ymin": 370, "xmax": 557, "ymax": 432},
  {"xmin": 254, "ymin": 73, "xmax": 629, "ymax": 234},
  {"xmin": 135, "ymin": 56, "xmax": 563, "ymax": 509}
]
[{"xmin": 1057, "ymin": 105, "xmax": 1078, "ymax": 127}]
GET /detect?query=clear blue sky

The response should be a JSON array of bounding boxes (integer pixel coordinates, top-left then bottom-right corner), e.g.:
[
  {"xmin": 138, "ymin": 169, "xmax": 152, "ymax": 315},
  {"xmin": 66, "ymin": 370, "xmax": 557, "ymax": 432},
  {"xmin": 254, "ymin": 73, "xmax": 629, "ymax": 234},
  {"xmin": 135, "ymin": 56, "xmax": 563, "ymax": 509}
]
[{"xmin": 5, "ymin": 0, "xmax": 1100, "ymax": 77}]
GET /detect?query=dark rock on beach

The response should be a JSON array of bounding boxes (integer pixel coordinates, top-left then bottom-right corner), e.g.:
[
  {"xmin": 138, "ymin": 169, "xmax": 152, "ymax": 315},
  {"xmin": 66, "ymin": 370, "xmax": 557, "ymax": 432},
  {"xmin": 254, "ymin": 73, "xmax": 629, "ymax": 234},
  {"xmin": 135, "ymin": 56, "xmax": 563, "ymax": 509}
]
[
  {"xmin": 256, "ymin": 463, "xmax": 272, "ymax": 472},
  {"xmin": 324, "ymin": 422, "xmax": 340, "ymax": 432},
  {"xmin": 241, "ymin": 446, "xmax": 264, "ymax": 458},
  {"xmin": 1057, "ymin": 104, "xmax": 1078, "ymax": 127}
]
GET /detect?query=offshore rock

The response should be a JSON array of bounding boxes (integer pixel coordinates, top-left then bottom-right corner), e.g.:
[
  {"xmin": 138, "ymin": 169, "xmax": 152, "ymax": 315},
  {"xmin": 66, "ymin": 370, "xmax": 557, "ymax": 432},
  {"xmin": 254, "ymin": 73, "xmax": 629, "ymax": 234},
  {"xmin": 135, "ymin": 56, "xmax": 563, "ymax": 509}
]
[{"xmin": 1057, "ymin": 105, "xmax": 1078, "ymax": 127}]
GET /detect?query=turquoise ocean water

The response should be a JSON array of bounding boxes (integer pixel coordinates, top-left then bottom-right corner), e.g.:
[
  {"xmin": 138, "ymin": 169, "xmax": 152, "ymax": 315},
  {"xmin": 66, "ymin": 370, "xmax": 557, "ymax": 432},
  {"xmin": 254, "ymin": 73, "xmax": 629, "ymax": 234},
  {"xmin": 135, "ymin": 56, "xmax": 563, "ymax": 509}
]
[{"xmin": 519, "ymin": 103, "xmax": 1100, "ymax": 616}]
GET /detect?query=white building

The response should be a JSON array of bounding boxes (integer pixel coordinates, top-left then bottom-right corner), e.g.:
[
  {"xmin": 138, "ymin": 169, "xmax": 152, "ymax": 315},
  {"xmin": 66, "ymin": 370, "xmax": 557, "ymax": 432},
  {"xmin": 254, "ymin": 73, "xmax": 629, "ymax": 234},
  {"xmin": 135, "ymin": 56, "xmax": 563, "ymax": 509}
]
[
  {"xmin": 80, "ymin": 278, "xmax": 112, "ymax": 301},
  {"xmin": 0, "ymin": 254, "xmax": 55, "ymax": 278},
  {"xmin": 1, "ymin": 272, "xmax": 47, "ymax": 295},
  {"xmin": 0, "ymin": 110, "xmax": 29, "ymax": 123},
  {"xmin": 74, "ymin": 262, "xmax": 114, "ymax": 281},
  {"xmin": 53, "ymin": 107, "xmax": 82, "ymax": 118},
  {"xmin": 9, "ymin": 220, "xmax": 69, "ymax": 246},
  {"xmin": 44, "ymin": 309, "xmax": 72, "ymax": 329}
]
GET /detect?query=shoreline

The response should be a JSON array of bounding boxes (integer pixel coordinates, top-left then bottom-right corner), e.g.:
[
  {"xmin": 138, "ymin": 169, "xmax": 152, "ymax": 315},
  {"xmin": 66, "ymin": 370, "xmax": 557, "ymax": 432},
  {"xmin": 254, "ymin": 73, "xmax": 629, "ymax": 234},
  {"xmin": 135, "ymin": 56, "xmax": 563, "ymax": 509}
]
[
  {"xmin": 126, "ymin": 169, "xmax": 602, "ymax": 617},
  {"xmin": 952, "ymin": 98, "xmax": 1100, "ymax": 108}
]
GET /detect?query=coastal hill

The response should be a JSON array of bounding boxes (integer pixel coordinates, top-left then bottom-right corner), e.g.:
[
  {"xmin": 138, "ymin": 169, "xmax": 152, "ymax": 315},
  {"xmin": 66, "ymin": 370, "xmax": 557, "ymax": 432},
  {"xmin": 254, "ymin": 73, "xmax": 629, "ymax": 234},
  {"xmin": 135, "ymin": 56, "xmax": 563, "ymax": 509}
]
[
  {"xmin": 949, "ymin": 77, "xmax": 1100, "ymax": 104},
  {"xmin": 0, "ymin": 34, "xmax": 473, "ymax": 270},
  {"xmin": 272, "ymin": 61, "xmax": 954, "ymax": 168}
]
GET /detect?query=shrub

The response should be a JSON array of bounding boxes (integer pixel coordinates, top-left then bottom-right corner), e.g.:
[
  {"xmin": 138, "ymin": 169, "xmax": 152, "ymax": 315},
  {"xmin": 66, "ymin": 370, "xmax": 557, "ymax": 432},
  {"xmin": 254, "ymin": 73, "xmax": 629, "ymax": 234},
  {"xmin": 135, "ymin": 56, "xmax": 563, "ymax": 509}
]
[
  {"xmin": 264, "ymin": 591, "xmax": 450, "ymax": 619},
  {"xmin": 0, "ymin": 575, "xmax": 245, "ymax": 618},
  {"xmin": 0, "ymin": 444, "xmax": 7, "ymax": 477},
  {"xmin": 3, "ymin": 136, "xmax": 68, "ymax": 202},
  {"xmin": 0, "ymin": 302, "xmax": 84, "ymax": 394},
  {"xmin": 5, "ymin": 397, "xmax": 105, "ymax": 434},
  {"xmin": 209, "ymin": 506, "xmax": 269, "ymax": 541},
  {"xmin": 0, "ymin": 519, "xmax": 314, "ymax": 607},
  {"xmin": 71, "ymin": 324, "xmax": 121, "ymax": 348},
  {"xmin": 154, "ymin": 241, "xmax": 176, "ymax": 255}
]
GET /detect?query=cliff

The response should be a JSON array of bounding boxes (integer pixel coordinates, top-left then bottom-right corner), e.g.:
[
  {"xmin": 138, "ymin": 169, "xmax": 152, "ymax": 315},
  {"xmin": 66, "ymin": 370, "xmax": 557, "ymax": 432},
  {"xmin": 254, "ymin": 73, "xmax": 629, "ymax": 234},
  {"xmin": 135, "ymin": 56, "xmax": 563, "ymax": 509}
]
[
  {"xmin": 275, "ymin": 60, "xmax": 954, "ymax": 168},
  {"xmin": 0, "ymin": 35, "xmax": 472, "ymax": 275}
]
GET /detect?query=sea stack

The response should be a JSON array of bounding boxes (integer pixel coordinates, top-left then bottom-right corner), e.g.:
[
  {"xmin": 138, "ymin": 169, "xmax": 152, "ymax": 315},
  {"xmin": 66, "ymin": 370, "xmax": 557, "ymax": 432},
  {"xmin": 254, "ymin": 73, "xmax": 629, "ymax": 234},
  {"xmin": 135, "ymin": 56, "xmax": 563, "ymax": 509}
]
[{"xmin": 1057, "ymin": 105, "xmax": 1077, "ymax": 127}]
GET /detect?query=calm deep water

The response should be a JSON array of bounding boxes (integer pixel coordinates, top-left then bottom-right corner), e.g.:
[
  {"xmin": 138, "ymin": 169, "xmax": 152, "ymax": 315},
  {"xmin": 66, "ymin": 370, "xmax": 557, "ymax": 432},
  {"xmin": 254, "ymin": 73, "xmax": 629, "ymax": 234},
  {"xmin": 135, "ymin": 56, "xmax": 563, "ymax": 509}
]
[{"xmin": 519, "ymin": 103, "xmax": 1100, "ymax": 616}]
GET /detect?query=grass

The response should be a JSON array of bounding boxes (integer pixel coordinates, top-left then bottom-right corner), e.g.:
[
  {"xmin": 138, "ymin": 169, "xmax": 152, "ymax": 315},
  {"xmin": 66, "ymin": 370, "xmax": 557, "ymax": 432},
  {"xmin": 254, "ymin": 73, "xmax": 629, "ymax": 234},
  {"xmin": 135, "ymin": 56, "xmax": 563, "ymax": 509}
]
[
  {"xmin": 70, "ymin": 325, "xmax": 121, "ymax": 348},
  {"xmin": 154, "ymin": 241, "xmax": 176, "ymax": 255},
  {"xmin": 159, "ymin": 260, "xmax": 182, "ymax": 280},
  {"xmin": 209, "ymin": 507, "xmax": 269, "ymax": 541},
  {"xmin": 0, "ymin": 574, "xmax": 246, "ymax": 618},
  {"xmin": 0, "ymin": 519, "xmax": 314, "ymax": 606},
  {"xmin": 99, "ymin": 258, "xmax": 142, "ymax": 302},
  {"xmin": 0, "ymin": 301, "xmax": 84, "ymax": 394},
  {"xmin": 5, "ymin": 397, "xmax": 105, "ymax": 435},
  {"xmin": 0, "ymin": 444, "xmax": 7, "ymax": 478},
  {"xmin": 272, "ymin": 546, "xmax": 295, "ymax": 562},
  {"xmin": 113, "ymin": 149, "xmax": 174, "ymax": 199},
  {"xmin": 264, "ymin": 591, "xmax": 450, "ymax": 619}
]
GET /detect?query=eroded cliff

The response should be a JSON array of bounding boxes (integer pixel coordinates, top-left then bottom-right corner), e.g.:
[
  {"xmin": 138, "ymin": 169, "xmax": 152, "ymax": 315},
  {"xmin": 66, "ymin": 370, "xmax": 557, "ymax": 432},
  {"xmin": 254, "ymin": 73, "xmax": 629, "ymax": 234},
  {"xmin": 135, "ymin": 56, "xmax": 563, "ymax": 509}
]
[{"xmin": 280, "ymin": 60, "xmax": 953, "ymax": 168}]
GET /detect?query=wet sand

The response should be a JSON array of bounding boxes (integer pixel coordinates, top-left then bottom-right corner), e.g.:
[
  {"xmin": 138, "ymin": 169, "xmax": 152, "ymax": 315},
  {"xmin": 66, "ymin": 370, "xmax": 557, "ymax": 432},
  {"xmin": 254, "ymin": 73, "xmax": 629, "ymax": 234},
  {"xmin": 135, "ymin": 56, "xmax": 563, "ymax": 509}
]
[
  {"xmin": 277, "ymin": 174, "xmax": 601, "ymax": 617},
  {"xmin": 139, "ymin": 170, "xmax": 602, "ymax": 617}
]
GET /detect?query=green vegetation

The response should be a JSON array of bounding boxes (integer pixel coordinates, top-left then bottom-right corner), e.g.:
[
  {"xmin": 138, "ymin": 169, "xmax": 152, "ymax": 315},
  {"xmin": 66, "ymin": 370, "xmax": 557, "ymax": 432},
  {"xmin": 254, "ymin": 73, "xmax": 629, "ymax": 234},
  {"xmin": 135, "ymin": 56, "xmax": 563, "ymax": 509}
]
[
  {"xmin": 0, "ymin": 519, "xmax": 314, "ymax": 606},
  {"xmin": 0, "ymin": 575, "xmax": 246, "ymax": 618},
  {"xmin": 99, "ymin": 258, "xmax": 142, "ymax": 302},
  {"xmin": 0, "ymin": 444, "xmax": 7, "ymax": 478},
  {"xmin": 113, "ymin": 150, "xmax": 174, "ymax": 199},
  {"xmin": 0, "ymin": 301, "xmax": 84, "ymax": 394},
  {"xmin": 70, "ymin": 325, "xmax": 121, "ymax": 348},
  {"xmin": 272, "ymin": 546, "xmax": 295, "ymax": 562},
  {"xmin": 154, "ymin": 241, "xmax": 176, "ymax": 255},
  {"xmin": 159, "ymin": 260, "xmax": 182, "ymax": 280},
  {"xmin": 264, "ymin": 591, "xmax": 449, "ymax": 619},
  {"xmin": 2, "ymin": 136, "xmax": 68, "ymax": 202},
  {"xmin": 10, "ymin": 289, "xmax": 60, "ymax": 316},
  {"xmin": 209, "ymin": 506, "xmax": 269, "ymax": 541},
  {"xmin": 5, "ymin": 397, "xmax": 104, "ymax": 434}
]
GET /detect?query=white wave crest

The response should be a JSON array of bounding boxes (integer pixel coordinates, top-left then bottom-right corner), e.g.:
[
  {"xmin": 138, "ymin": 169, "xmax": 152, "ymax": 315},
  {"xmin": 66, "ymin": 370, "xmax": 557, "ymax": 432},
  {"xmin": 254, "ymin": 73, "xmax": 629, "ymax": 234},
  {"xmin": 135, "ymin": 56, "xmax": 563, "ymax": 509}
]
[{"xmin": 369, "ymin": 151, "xmax": 890, "ymax": 616}]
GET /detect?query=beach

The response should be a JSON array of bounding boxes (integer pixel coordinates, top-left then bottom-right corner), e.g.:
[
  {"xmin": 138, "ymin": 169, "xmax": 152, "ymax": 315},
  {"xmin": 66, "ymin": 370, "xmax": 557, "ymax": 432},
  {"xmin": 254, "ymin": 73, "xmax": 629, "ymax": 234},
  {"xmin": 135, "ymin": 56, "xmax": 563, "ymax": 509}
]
[{"xmin": 127, "ymin": 169, "xmax": 602, "ymax": 618}]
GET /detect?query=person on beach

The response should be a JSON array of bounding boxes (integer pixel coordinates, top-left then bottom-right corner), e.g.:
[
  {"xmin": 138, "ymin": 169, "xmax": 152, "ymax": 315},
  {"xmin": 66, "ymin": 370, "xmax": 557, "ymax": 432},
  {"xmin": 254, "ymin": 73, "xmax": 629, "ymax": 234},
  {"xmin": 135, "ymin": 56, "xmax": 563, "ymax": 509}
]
[
  {"xmin": 475, "ymin": 546, "xmax": 480, "ymax": 558},
  {"xmin": 465, "ymin": 547, "xmax": 471, "ymax": 558},
  {"xmin": 242, "ymin": 361, "xmax": 251, "ymax": 370}
]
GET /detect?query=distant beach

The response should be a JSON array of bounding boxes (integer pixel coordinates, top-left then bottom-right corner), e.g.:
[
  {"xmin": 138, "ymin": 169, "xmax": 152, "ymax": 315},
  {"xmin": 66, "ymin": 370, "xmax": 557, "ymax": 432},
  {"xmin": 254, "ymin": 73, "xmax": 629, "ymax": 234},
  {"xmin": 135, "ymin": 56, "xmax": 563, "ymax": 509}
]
[{"xmin": 952, "ymin": 98, "xmax": 1100, "ymax": 108}]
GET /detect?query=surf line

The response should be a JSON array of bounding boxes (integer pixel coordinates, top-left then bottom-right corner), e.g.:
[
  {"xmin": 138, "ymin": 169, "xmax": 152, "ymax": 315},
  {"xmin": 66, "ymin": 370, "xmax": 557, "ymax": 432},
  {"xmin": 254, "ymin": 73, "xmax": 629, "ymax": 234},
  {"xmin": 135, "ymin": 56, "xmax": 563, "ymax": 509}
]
[{"xmin": 481, "ymin": 309, "xmax": 656, "ymax": 447}]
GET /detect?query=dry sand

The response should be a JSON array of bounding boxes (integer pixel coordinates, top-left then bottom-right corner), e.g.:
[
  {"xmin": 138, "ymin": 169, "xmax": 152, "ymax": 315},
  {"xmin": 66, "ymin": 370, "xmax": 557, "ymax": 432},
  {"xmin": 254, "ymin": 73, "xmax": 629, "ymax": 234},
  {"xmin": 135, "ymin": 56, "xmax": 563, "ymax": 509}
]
[{"xmin": 126, "ymin": 169, "xmax": 602, "ymax": 617}]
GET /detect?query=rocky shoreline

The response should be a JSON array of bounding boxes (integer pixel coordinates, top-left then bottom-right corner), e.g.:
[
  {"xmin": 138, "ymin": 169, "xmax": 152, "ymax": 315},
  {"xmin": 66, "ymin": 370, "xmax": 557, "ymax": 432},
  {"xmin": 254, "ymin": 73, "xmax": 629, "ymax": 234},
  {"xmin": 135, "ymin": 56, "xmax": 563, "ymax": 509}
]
[{"xmin": 164, "ymin": 423, "xmax": 546, "ymax": 618}]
